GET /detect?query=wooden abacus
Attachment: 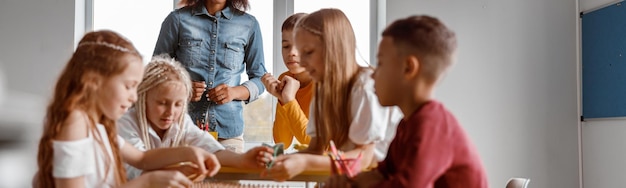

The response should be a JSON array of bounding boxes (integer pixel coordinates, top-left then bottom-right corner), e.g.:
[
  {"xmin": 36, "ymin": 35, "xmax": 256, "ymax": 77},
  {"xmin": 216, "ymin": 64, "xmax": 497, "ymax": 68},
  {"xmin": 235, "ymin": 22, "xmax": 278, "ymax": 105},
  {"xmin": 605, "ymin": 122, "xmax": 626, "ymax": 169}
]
[
  {"xmin": 191, "ymin": 180, "xmax": 293, "ymax": 188},
  {"xmin": 199, "ymin": 167, "xmax": 329, "ymax": 188},
  {"xmin": 169, "ymin": 161, "xmax": 330, "ymax": 187}
]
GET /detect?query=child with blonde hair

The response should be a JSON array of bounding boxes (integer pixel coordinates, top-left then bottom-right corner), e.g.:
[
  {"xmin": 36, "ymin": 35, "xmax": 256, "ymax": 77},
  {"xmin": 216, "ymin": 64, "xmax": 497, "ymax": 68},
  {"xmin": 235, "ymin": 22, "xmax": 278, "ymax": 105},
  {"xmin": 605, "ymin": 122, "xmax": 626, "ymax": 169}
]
[
  {"xmin": 326, "ymin": 15, "xmax": 488, "ymax": 188},
  {"xmin": 34, "ymin": 30, "xmax": 220, "ymax": 188},
  {"xmin": 261, "ymin": 9, "xmax": 402, "ymax": 181},
  {"xmin": 261, "ymin": 12, "xmax": 313, "ymax": 149},
  {"xmin": 118, "ymin": 54, "xmax": 271, "ymax": 179}
]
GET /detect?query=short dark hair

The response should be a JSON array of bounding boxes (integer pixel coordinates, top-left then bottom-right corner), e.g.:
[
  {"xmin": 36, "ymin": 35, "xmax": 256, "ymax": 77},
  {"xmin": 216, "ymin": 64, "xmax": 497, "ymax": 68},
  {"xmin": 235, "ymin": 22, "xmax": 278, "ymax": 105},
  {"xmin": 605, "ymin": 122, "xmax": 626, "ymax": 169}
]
[
  {"xmin": 282, "ymin": 13, "xmax": 308, "ymax": 31},
  {"xmin": 382, "ymin": 15, "xmax": 457, "ymax": 82}
]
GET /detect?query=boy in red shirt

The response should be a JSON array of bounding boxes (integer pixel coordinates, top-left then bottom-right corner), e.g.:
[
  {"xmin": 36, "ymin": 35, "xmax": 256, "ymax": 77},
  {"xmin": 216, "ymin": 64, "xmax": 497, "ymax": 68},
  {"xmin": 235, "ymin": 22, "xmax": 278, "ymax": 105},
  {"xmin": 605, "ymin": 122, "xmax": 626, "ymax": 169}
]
[{"xmin": 326, "ymin": 15, "xmax": 489, "ymax": 188}]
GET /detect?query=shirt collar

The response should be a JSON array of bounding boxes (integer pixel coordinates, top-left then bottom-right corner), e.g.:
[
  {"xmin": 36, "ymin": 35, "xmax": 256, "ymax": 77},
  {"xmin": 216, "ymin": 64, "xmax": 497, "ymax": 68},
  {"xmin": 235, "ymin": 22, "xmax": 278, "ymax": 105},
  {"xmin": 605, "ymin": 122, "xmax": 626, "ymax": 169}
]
[
  {"xmin": 192, "ymin": 4, "xmax": 233, "ymax": 19},
  {"xmin": 147, "ymin": 122, "xmax": 181, "ymax": 142}
]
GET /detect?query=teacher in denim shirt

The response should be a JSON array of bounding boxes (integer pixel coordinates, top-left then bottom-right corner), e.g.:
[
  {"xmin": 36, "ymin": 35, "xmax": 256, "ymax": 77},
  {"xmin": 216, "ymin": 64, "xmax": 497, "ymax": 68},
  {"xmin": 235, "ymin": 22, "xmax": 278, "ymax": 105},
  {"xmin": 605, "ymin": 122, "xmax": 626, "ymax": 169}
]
[{"xmin": 154, "ymin": 0, "xmax": 266, "ymax": 153}]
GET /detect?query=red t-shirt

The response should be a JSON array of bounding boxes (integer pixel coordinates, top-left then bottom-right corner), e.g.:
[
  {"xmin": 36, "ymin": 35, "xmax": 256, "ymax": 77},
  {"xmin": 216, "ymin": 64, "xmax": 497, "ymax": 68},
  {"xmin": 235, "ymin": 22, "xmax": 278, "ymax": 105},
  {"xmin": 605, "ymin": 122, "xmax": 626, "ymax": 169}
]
[{"xmin": 374, "ymin": 100, "xmax": 488, "ymax": 188}]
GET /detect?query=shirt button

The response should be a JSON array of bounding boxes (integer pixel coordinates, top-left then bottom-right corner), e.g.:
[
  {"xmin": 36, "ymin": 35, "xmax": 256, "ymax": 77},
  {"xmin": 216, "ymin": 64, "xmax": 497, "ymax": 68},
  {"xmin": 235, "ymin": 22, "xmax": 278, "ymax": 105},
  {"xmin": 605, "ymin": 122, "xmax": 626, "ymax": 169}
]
[
  {"xmin": 208, "ymin": 81, "xmax": 213, "ymax": 85},
  {"xmin": 212, "ymin": 34, "xmax": 216, "ymax": 38},
  {"xmin": 210, "ymin": 67, "xmax": 214, "ymax": 70},
  {"xmin": 211, "ymin": 50, "xmax": 215, "ymax": 54}
]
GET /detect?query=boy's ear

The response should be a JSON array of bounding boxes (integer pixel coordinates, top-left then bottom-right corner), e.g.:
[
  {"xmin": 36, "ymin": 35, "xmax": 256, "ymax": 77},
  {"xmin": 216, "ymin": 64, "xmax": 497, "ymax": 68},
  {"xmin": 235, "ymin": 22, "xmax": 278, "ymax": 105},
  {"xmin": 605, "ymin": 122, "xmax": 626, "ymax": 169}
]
[{"xmin": 404, "ymin": 55, "xmax": 420, "ymax": 79}]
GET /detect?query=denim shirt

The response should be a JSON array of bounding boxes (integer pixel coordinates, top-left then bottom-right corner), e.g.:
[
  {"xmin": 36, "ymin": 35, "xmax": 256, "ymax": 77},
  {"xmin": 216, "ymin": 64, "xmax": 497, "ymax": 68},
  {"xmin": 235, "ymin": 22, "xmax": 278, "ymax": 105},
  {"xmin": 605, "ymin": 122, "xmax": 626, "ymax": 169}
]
[{"xmin": 154, "ymin": 5, "xmax": 267, "ymax": 138}]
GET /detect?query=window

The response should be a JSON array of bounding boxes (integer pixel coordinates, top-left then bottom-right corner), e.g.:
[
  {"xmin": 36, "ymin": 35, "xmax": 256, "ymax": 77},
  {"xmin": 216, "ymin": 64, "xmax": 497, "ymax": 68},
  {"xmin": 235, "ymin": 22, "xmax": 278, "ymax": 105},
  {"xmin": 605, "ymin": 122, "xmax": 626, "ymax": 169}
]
[
  {"xmin": 92, "ymin": 0, "xmax": 173, "ymax": 64},
  {"xmin": 242, "ymin": 1, "xmax": 274, "ymax": 143}
]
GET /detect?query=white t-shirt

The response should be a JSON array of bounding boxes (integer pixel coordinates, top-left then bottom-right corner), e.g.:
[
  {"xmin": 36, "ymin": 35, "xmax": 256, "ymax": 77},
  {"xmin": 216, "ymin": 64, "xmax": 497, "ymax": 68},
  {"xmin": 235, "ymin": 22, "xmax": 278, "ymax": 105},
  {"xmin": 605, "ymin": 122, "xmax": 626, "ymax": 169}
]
[
  {"xmin": 52, "ymin": 124, "xmax": 125, "ymax": 187},
  {"xmin": 117, "ymin": 108, "xmax": 225, "ymax": 179},
  {"xmin": 306, "ymin": 69, "xmax": 403, "ymax": 161}
]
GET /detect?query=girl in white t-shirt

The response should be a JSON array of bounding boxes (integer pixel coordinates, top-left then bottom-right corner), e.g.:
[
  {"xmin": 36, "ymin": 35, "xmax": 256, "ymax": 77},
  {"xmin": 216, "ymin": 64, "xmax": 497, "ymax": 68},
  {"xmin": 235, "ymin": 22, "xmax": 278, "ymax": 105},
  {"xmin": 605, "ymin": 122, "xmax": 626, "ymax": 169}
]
[
  {"xmin": 34, "ymin": 30, "xmax": 221, "ymax": 188},
  {"xmin": 261, "ymin": 9, "xmax": 402, "ymax": 181},
  {"xmin": 117, "ymin": 55, "xmax": 271, "ymax": 180}
]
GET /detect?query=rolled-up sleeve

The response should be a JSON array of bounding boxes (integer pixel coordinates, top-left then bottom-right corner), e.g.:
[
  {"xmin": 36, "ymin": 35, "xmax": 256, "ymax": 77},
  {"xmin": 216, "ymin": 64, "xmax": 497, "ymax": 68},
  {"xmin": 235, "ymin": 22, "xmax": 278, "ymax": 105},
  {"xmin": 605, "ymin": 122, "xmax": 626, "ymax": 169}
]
[{"xmin": 242, "ymin": 17, "xmax": 266, "ymax": 103}]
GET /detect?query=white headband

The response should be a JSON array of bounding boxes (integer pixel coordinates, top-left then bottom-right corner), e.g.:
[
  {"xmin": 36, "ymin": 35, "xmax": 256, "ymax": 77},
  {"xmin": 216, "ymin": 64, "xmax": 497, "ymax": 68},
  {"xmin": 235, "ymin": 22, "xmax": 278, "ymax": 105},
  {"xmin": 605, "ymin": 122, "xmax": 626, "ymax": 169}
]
[{"xmin": 77, "ymin": 41, "xmax": 131, "ymax": 53}]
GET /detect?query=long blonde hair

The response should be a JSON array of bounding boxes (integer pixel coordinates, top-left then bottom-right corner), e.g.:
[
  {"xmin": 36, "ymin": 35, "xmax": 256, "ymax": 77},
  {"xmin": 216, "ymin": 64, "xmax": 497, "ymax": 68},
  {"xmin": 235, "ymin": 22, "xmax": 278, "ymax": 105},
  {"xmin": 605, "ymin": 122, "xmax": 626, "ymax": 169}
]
[
  {"xmin": 35, "ymin": 30, "xmax": 141, "ymax": 187},
  {"xmin": 296, "ymin": 9, "xmax": 361, "ymax": 152},
  {"xmin": 135, "ymin": 54, "xmax": 192, "ymax": 149}
]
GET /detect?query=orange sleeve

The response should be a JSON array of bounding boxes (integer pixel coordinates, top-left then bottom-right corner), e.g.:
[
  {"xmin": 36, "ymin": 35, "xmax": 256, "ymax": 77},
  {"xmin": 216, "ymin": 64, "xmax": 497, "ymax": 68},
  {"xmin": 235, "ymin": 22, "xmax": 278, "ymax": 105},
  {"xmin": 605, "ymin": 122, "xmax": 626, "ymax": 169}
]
[
  {"xmin": 280, "ymin": 100, "xmax": 311, "ymax": 146},
  {"xmin": 273, "ymin": 102, "xmax": 294, "ymax": 147}
]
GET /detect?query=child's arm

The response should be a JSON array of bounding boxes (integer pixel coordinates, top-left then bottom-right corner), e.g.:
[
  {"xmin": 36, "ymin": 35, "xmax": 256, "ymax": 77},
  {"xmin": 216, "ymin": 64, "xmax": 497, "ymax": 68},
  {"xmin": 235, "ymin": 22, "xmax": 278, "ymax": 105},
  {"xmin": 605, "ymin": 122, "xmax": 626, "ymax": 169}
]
[
  {"xmin": 54, "ymin": 178, "xmax": 85, "ymax": 188},
  {"xmin": 274, "ymin": 99, "xmax": 310, "ymax": 147},
  {"xmin": 262, "ymin": 138, "xmax": 375, "ymax": 181},
  {"xmin": 273, "ymin": 103, "xmax": 295, "ymax": 147},
  {"xmin": 120, "ymin": 143, "xmax": 220, "ymax": 177},
  {"xmin": 279, "ymin": 102, "xmax": 311, "ymax": 145},
  {"xmin": 120, "ymin": 170, "xmax": 192, "ymax": 188},
  {"xmin": 214, "ymin": 146, "xmax": 272, "ymax": 168},
  {"xmin": 180, "ymin": 115, "xmax": 271, "ymax": 169},
  {"xmin": 52, "ymin": 110, "xmax": 90, "ymax": 187},
  {"xmin": 299, "ymin": 136, "xmax": 376, "ymax": 163}
]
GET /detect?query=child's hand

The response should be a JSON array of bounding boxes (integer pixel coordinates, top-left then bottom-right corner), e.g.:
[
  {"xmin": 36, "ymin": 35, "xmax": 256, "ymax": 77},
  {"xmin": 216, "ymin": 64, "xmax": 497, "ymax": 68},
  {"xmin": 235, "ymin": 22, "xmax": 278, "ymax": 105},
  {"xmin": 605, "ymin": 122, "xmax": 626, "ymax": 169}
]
[
  {"xmin": 261, "ymin": 73, "xmax": 283, "ymax": 99},
  {"xmin": 144, "ymin": 170, "xmax": 193, "ymax": 188},
  {"xmin": 278, "ymin": 76, "xmax": 300, "ymax": 104},
  {"xmin": 183, "ymin": 146, "xmax": 221, "ymax": 177},
  {"xmin": 202, "ymin": 150, "xmax": 221, "ymax": 177},
  {"xmin": 191, "ymin": 81, "xmax": 207, "ymax": 102},
  {"xmin": 260, "ymin": 154, "xmax": 306, "ymax": 182},
  {"xmin": 324, "ymin": 174, "xmax": 355, "ymax": 188},
  {"xmin": 163, "ymin": 162, "xmax": 200, "ymax": 178},
  {"xmin": 240, "ymin": 146, "xmax": 274, "ymax": 169}
]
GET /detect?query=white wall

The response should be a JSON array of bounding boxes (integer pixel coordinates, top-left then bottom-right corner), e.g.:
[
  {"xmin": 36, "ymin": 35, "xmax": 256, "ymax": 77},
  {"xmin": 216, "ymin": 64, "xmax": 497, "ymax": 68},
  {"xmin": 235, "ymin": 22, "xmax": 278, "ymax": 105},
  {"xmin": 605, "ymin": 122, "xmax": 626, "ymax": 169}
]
[
  {"xmin": 0, "ymin": 0, "xmax": 78, "ymax": 187},
  {"xmin": 386, "ymin": 0, "xmax": 580, "ymax": 187},
  {"xmin": 0, "ymin": 0, "xmax": 592, "ymax": 187},
  {"xmin": 578, "ymin": 0, "xmax": 626, "ymax": 187}
]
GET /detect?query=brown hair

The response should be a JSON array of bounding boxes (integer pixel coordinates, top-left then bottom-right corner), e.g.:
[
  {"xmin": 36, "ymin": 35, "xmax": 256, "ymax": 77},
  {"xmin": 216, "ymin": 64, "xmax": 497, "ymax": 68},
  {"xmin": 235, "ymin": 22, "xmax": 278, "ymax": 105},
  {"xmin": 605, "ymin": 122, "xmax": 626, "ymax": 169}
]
[
  {"xmin": 382, "ymin": 15, "xmax": 457, "ymax": 83},
  {"xmin": 282, "ymin": 13, "xmax": 308, "ymax": 31},
  {"xmin": 35, "ymin": 30, "xmax": 141, "ymax": 187},
  {"xmin": 295, "ymin": 9, "xmax": 360, "ymax": 152},
  {"xmin": 135, "ymin": 54, "xmax": 192, "ymax": 150},
  {"xmin": 178, "ymin": 0, "xmax": 249, "ymax": 13}
]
